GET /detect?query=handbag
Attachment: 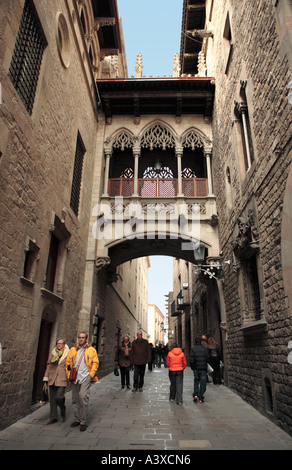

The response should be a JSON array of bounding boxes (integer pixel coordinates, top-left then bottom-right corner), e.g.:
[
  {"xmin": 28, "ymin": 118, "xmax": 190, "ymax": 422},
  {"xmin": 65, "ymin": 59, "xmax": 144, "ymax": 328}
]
[
  {"xmin": 114, "ymin": 364, "xmax": 119, "ymax": 376},
  {"xmin": 69, "ymin": 349, "xmax": 85, "ymax": 382},
  {"xmin": 69, "ymin": 367, "xmax": 77, "ymax": 382}
]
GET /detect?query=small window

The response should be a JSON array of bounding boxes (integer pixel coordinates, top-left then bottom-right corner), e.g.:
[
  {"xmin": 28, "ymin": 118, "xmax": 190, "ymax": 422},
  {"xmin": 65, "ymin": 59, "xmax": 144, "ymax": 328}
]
[
  {"xmin": 225, "ymin": 166, "xmax": 233, "ymax": 211},
  {"xmin": 23, "ymin": 240, "xmax": 39, "ymax": 279},
  {"xmin": 235, "ymin": 85, "xmax": 255, "ymax": 173},
  {"xmin": 57, "ymin": 12, "xmax": 71, "ymax": 69},
  {"xmin": 246, "ymin": 254, "xmax": 261, "ymax": 321},
  {"xmin": 45, "ymin": 233, "xmax": 60, "ymax": 292},
  {"xmin": 239, "ymin": 253, "xmax": 262, "ymax": 324},
  {"xmin": 223, "ymin": 12, "xmax": 233, "ymax": 73},
  {"xmin": 80, "ymin": 9, "xmax": 86, "ymax": 34},
  {"xmin": 92, "ymin": 315, "xmax": 105, "ymax": 354},
  {"xmin": 8, "ymin": 0, "xmax": 47, "ymax": 115},
  {"xmin": 22, "ymin": 238, "xmax": 39, "ymax": 284},
  {"xmin": 70, "ymin": 132, "xmax": 86, "ymax": 216},
  {"xmin": 43, "ymin": 214, "xmax": 70, "ymax": 297}
]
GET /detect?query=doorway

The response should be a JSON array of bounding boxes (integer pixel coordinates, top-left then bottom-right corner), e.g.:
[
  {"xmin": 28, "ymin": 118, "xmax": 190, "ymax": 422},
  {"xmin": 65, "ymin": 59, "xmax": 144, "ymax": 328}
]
[{"xmin": 32, "ymin": 319, "xmax": 52, "ymax": 403}]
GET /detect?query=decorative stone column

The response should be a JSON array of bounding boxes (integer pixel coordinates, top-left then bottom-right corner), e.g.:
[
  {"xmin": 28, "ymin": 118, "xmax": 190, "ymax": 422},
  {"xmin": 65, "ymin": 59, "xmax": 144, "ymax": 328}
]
[
  {"xmin": 235, "ymin": 101, "xmax": 252, "ymax": 170},
  {"xmin": 175, "ymin": 146, "xmax": 184, "ymax": 196},
  {"xmin": 204, "ymin": 146, "xmax": 214, "ymax": 196},
  {"xmin": 133, "ymin": 146, "xmax": 141, "ymax": 196},
  {"xmin": 102, "ymin": 147, "xmax": 112, "ymax": 196}
]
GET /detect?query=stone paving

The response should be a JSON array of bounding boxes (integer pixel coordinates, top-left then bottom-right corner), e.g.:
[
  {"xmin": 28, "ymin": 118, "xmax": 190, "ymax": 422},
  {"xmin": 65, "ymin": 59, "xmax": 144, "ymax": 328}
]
[{"xmin": 1, "ymin": 366, "xmax": 292, "ymax": 451}]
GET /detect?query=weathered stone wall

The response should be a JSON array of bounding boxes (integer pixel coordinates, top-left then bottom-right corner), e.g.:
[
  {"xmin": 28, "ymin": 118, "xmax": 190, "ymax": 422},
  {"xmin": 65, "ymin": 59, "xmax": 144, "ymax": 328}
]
[
  {"xmin": 0, "ymin": 0, "xmax": 137, "ymax": 430},
  {"xmin": 206, "ymin": 0, "xmax": 292, "ymax": 433},
  {"xmin": 0, "ymin": 0, "xmax": 101, "ymax": 428}
]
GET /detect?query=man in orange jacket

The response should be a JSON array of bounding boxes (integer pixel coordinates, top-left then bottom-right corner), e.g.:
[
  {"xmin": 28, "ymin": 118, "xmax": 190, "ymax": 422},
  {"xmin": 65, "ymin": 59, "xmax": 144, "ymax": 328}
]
[{"xmin": 166, "ymin": 343, "xmax": 187, "ymax": 405}]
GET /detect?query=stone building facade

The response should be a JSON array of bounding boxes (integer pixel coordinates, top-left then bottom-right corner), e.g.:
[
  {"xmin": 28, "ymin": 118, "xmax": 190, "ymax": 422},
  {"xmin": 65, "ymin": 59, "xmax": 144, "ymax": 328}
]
[
  {"xmin": 0, "ymin": 0, "xmax": 148, "ymax": 430},
  {"xmin": 148, "ymin": 304, "xmax": 165, "ymax": 346},
  {"xmin": 175, "ymin": 0, "xmax": 292, "ymax": 435}
]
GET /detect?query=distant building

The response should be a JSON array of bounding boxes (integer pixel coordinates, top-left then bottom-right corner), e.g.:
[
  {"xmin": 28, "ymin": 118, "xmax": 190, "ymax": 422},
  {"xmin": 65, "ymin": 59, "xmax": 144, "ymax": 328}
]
[{"xmin": 148, "ymin": 304, "xmax": 165, "ymax": 345}]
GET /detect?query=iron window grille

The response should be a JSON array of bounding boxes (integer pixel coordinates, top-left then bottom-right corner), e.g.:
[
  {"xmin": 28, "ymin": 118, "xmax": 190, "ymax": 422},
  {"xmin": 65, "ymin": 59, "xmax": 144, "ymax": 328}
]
[
  {"xmin": 70, "ymin": 132, "xmax": 86, "ymax": 216},
  {"xmin": 8, "ymin": 0, "xmax": 47, "ymax": 115}
]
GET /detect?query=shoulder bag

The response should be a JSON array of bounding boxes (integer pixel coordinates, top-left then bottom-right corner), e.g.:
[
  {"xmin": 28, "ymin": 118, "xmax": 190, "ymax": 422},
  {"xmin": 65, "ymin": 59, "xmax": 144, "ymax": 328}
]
[{"xmin": 69, "ymin": 349, "xmax": 85, "ymax": 382}]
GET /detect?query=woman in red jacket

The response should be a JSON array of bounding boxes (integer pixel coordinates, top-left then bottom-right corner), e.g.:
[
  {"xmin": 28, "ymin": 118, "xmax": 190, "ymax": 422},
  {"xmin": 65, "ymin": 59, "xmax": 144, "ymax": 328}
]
[{"xmin": 166, "ymin": 343, "xmax": 187, "ymax": 405}]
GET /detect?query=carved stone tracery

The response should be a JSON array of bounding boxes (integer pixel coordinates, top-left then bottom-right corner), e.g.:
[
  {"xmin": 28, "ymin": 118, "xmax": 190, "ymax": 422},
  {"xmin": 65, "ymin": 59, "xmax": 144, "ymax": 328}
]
[
  {"xmin": 182, "ymin": 130, "xmax": 204, "ymax": 150},
  {"xmin": 112, "ymin": 131, "xmax": 134, "ymax": 151},
  {"xmin": 140, "ymin": 124, "xmax": 176, "ymax": 151}
]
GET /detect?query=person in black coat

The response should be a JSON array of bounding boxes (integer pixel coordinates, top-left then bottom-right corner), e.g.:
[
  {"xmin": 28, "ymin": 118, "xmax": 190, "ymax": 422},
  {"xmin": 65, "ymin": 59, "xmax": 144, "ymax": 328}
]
[{"xmin": 190, "ymin": 336, "xmax": 209, "ymax": 403}]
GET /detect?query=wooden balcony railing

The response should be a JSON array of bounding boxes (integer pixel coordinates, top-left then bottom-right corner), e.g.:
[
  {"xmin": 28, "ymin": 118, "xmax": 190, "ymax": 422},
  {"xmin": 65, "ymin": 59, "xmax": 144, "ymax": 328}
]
[{"xmin": 108, "ymin": 178, "xmax": 208, "ymax": 198}]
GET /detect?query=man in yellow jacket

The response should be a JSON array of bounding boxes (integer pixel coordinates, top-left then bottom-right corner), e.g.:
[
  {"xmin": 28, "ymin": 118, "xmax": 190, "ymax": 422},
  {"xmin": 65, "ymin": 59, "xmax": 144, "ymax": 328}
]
[{"xmin": 66, "ymin": 332, "xmax": 99, "ymax": 431}]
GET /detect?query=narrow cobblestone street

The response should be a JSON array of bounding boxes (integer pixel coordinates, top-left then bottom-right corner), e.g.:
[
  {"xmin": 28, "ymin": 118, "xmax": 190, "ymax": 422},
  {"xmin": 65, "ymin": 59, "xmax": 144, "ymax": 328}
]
[{"xmin": 1, "ymin": 366, "xmax": 292, "ymax": 453}]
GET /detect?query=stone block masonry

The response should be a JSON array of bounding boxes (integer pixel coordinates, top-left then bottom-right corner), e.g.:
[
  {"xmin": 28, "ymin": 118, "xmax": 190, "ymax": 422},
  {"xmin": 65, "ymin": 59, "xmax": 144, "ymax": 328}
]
[{"xmin": 209, "ymin": 0, "xmax": 292, "ymax": 435}]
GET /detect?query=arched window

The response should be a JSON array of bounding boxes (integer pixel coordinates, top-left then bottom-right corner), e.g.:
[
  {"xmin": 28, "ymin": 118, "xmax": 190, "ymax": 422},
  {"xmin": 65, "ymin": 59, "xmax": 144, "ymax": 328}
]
[{"xmin": 80, "ymin": 9, "xmax": 86, "ymax": 34}]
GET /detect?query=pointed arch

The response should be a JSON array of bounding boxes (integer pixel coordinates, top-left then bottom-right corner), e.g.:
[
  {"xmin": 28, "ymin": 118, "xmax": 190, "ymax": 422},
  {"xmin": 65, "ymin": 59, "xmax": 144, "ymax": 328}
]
[
  {"xmin": 181, "ymin": 127, "xmax": 211, "ymax": 150},
  {"xmin": 106, "ymin": 128, "xmax": 135, "ymax": 151}
]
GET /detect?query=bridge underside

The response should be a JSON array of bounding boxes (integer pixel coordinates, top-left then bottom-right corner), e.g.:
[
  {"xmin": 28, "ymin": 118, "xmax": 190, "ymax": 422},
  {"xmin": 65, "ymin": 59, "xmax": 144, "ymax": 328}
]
[{"xmin": 105, "ymin": 235, "xmax": 207, "ymax": 271}]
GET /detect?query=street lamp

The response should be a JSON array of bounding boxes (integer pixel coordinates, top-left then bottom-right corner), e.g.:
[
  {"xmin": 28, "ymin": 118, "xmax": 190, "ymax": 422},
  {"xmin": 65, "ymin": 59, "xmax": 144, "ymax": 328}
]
[
  {"xmin": 193, "ymin": 244, "xmax": 206, "ymax": 262},
  {"xmin": 193, "ymin": 245, "xmax": 230, "ymax": 281},
  {"xmin": 177, "ymin": 292, "xmax": 184, "ymax": 307}
]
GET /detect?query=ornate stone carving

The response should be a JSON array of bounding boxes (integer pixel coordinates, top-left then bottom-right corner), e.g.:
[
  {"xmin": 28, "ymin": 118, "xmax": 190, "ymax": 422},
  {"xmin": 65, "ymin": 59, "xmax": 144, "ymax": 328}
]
[
  {"xmin": 173, "ymin": 52, "xmax": 180, "ymax": 77},
  {"xmin": 95, "ymin": 256, "xmax": 111, "ymax": 272},
  {"xmin": 140, "ymin": 124, "xmax": 175, "ymax": 151},
  {"xmin": 92, "ymin": 17, "xmax": 116, "ymax": 33},
  {"xmin": 110, "ymin": 55, "xmax": 119, "ymax": 78},
  {"xmin": 135, "ymin": 52, "xmax": 143, "ymax": 78},
  {"xmin": 208, "ymin": 214, "xmax": 219, "ymax": 227},
  {"xmin": 112, "ymin": 131, "xmax": 134, "ymax": 151},
  {"xmin": 182, "ymin": 130, "xmax": 204, "ymax": 150},
  {"xmin": 196, "ymin": 51, "xmax": 207, "ymax": 77},
  {"xmin": 231, "ymin": 209, "xmax": 260, "ymax": 260},
  {"xmin": 191, "ymin": 29, "xmax": 213, "ymax": 38}
]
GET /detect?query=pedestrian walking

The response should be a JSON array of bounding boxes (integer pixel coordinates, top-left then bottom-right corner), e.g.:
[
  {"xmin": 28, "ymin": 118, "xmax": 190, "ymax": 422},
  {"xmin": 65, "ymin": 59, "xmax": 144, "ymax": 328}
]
[
  {"xmin": 66, "ymin": 332, "xmax": 99, "ymax": 431},
  {"xmin": 115, "ymin": 335, "xmax": 132, "ymax": 389},
  {"xmin": 130, "ymin": 331, "xmax": 151, "ymax": 391},
  {"xmin": 190, "ymin": 336, "xmax": 209, "ymax": 403},
  {"xmin": 166, "ymin": 343, "xmax": 187, "ymax": 405},
  {"xmin": 148, "ymin": 343, "xmax": 155, "ymax": 371},
  {"xmin": 208, "ymin": 337, "xmax": 222, "ymax": 384},
  {"xmin": 163, "ymin": 343, "xmax": 169, "ymax": 367},
  {"xmin": 43, "ymin": 337, "xmax": 69, "ymax": 424},
  {"xmin": 155, "ymin": 343, "xmax": 163, "ymax": 368}
]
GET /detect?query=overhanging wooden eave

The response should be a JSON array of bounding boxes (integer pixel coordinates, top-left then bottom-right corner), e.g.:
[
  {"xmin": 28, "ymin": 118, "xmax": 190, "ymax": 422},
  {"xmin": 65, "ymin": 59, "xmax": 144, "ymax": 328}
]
[{"xmin": 96, "ymin": 77, "xmax": 215, "ymax": 119}]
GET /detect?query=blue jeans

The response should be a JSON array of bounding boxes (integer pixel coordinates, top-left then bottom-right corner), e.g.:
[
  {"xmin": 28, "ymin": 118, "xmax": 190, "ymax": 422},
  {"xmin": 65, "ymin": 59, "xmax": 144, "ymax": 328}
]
[{"xmin": 193, "ymin": 370, "xmax": 207, "ymax": 401}]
